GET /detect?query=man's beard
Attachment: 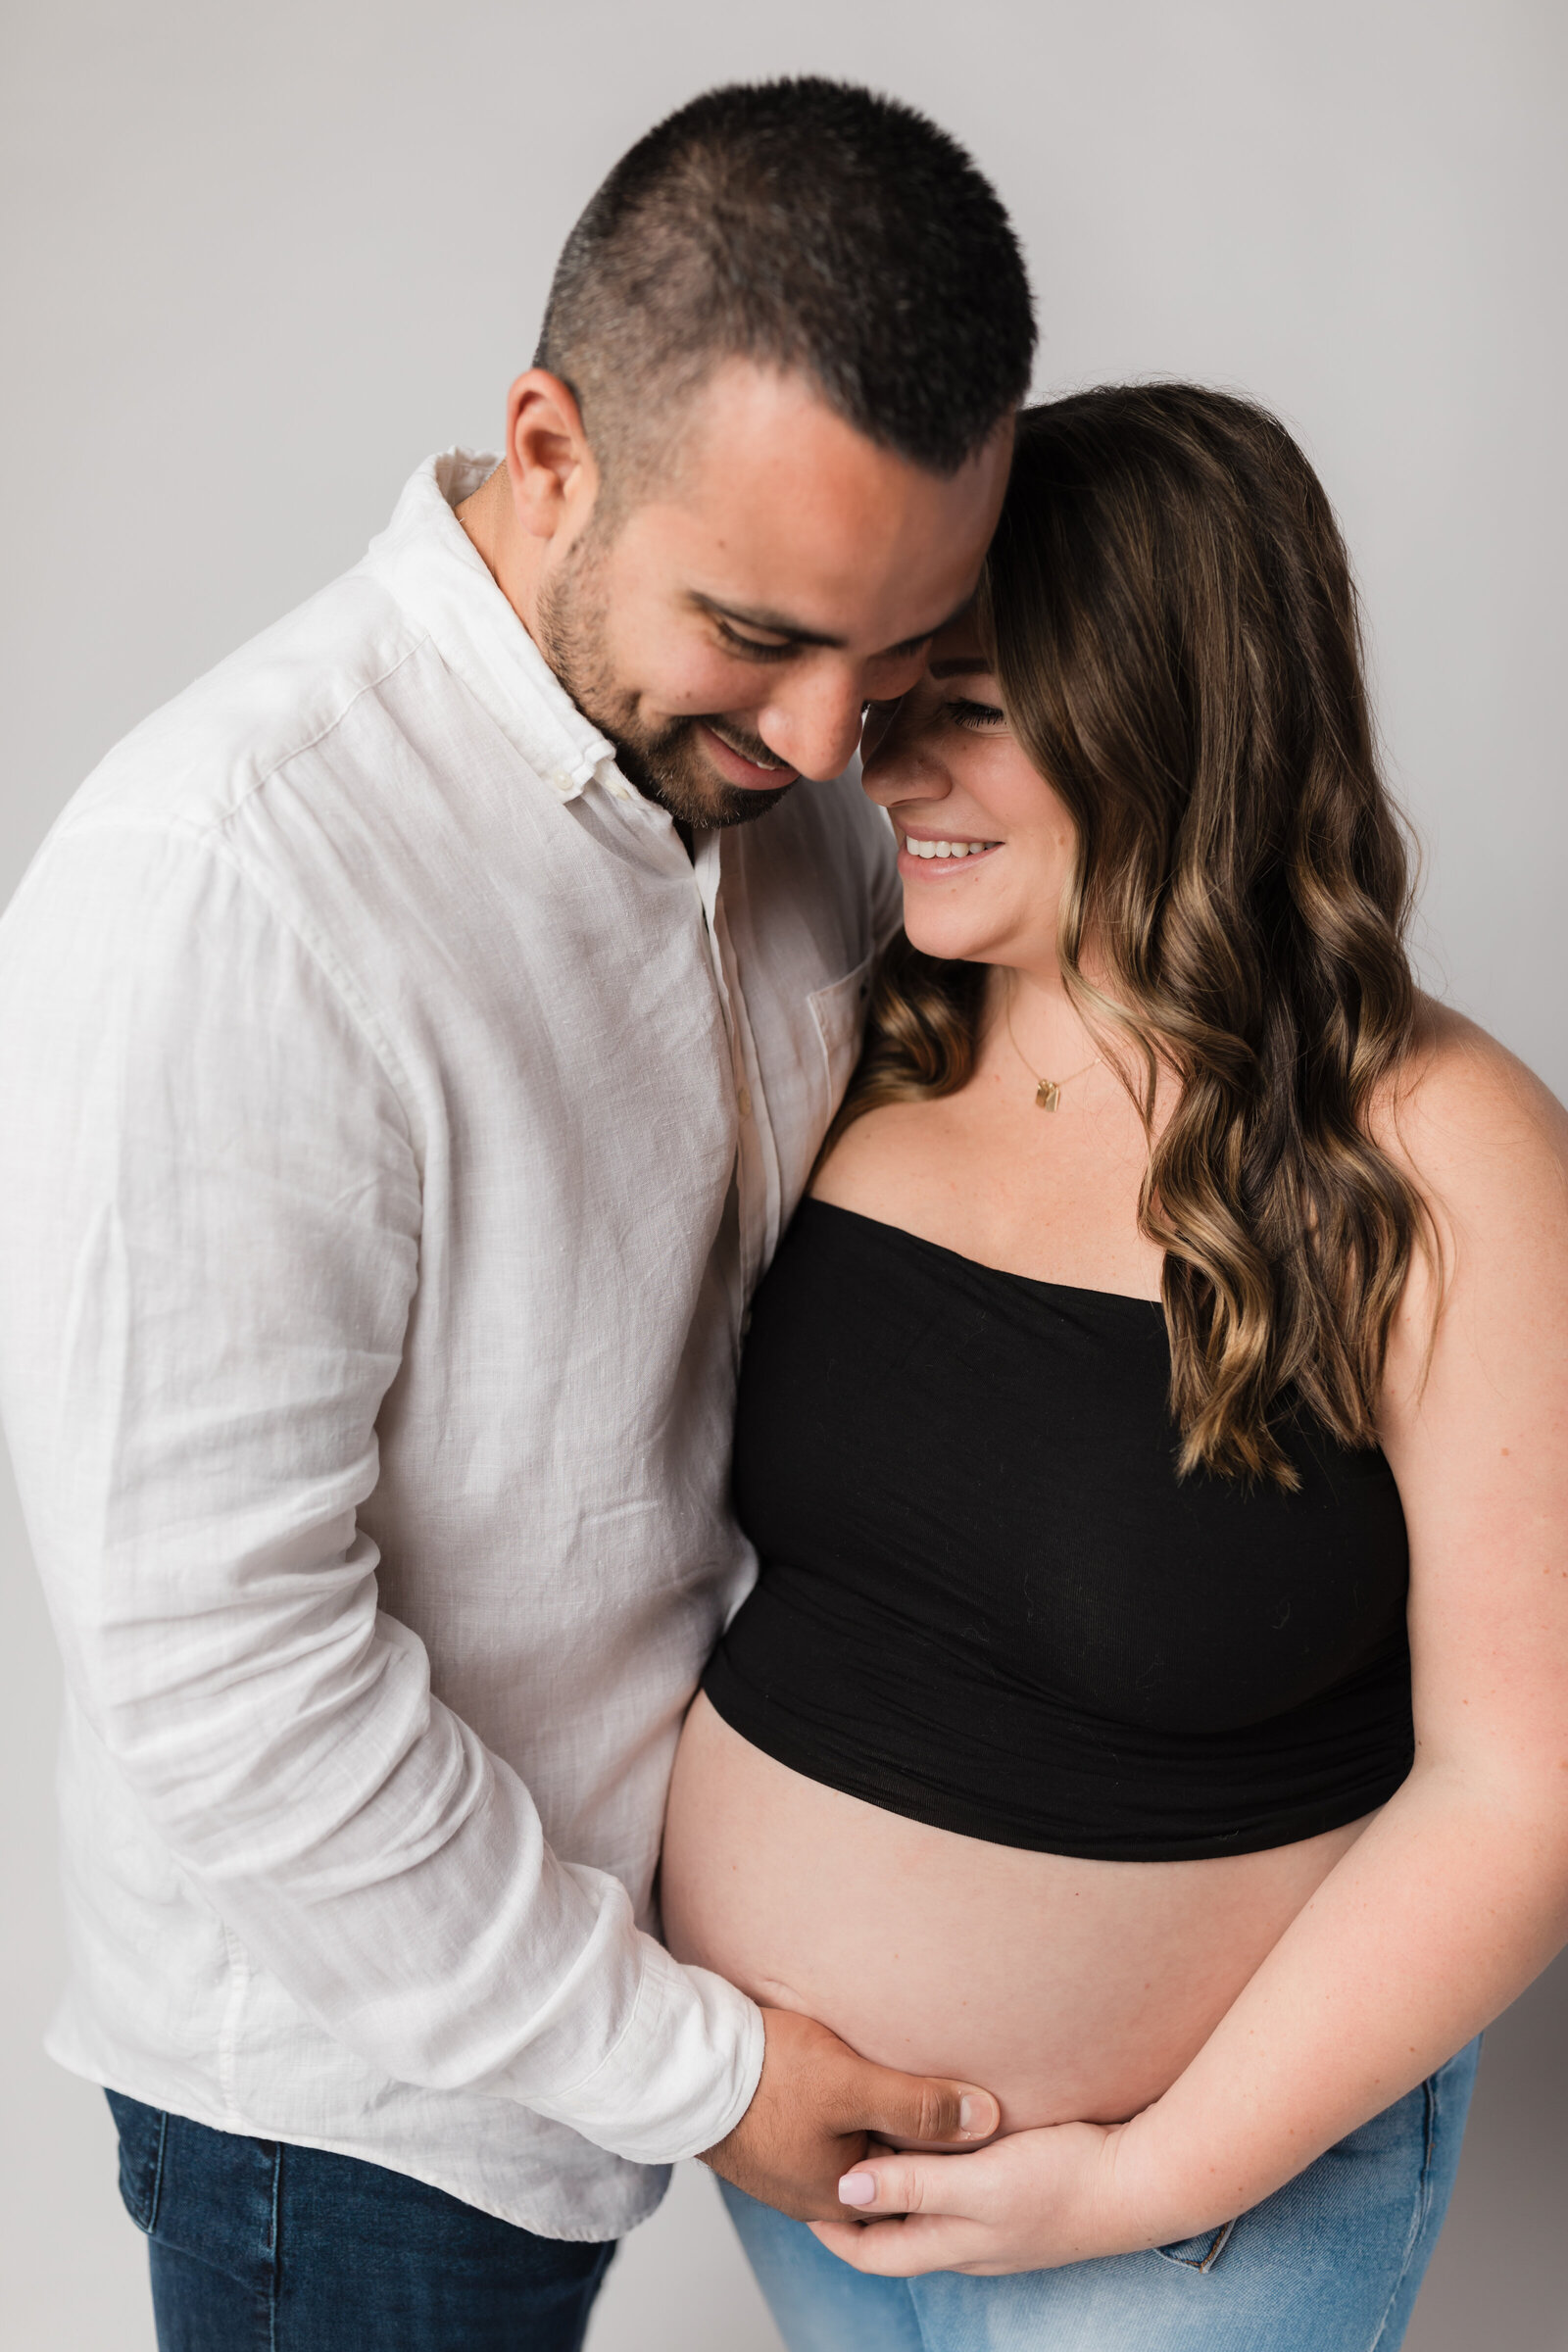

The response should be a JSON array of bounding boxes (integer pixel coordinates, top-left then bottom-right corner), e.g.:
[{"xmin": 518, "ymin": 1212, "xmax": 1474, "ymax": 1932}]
[{"xmin": 534, "ymin": 534, "xmax": 796, "ymax": 831}]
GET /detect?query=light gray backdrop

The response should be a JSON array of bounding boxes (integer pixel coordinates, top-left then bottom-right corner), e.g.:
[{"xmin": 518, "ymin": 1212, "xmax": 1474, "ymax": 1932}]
[{"xmin": 2, "ymin": 3, "xmax": 1564, "ymax": 2347}]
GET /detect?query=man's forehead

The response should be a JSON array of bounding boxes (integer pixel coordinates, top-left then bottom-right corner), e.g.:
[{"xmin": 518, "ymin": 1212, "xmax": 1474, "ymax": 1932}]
[
  {"xmin": 611, "ymin": 363, "xmax": 1007, "ymax": 650},
  {"xmin": 639, "ymin": 492, "xmax": 997, "ymax": 646},
  {"xmin": 664, "ymin": 361, "xmax": 1008, "ymax": 539}
]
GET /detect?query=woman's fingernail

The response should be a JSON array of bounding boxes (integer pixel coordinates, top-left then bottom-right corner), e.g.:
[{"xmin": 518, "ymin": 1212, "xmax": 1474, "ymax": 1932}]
[
  {"xmin": 838, "ymin": 2172, "xmax": 877, "ymax": 2207},
  {"xmin": 958, "ymin": 2096, "xmax": 979, "ymax": 2133}
]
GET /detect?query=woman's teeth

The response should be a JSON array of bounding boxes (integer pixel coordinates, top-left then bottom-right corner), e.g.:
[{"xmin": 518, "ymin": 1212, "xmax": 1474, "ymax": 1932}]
[{"xmin": 901, "ymin": 836, "xmax": 998, "ymax": 859}]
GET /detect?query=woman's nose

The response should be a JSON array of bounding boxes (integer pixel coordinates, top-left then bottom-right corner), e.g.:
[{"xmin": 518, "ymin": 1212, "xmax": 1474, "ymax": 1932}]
[{"xmin": 861, "ymin": 728, "xmax": 953, "ymax": 808}]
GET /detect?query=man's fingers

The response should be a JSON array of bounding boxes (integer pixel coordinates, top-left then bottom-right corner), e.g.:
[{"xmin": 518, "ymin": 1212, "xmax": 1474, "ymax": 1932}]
[{"xmin": 855, "ymin": 2068, "xmax": 1000, "ymax": 2146}]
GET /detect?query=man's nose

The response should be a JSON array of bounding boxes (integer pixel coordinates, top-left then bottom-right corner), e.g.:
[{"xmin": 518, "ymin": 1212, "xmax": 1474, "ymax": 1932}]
[{"xmin": 761, "ymin": 676, "xmax": 869, "ymax": 783}]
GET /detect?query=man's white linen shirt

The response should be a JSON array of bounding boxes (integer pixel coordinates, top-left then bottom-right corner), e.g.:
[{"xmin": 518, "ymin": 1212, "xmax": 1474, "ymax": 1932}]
[{"xmin": 0, "ymin": 453, "xmax": 897, "ymax": 2237}]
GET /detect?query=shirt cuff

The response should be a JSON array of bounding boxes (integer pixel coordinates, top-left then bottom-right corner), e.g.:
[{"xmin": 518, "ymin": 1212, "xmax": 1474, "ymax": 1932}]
[{"xmin": 525, "ymin": 1933, "xmax": 765, "ymax": 2166}]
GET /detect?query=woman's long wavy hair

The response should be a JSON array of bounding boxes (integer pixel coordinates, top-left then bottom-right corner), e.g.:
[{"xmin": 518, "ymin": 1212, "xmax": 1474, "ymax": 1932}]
[{"xmin": 840, "ymin": 386, "xmax": 1429, "ymax": 1485}]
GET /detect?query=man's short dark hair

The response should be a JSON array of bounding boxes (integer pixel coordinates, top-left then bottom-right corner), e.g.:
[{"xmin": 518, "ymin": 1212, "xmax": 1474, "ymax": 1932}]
[{"xmin": 535, "ymin": 77, "xmax": 1035, "ymax": 487}]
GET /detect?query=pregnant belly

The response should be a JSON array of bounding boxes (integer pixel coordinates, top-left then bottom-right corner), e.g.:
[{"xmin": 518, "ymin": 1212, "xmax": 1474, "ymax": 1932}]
[{"xmin": 662, "ymin": 1693, "xmax": 1373, "ymax": 2132}]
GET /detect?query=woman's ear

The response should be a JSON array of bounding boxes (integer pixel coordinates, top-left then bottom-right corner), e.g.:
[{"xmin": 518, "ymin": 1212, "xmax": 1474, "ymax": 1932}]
[{"xmin": 504, "ymin": 368, "xmax": 600, "ymax": 543}]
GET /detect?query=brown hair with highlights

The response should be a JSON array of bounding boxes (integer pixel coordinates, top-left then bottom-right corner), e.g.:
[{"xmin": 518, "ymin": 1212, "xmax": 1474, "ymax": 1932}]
[{"xmin": 837, "ymin": 386, "xmax": 1429, "ymax": 1485}]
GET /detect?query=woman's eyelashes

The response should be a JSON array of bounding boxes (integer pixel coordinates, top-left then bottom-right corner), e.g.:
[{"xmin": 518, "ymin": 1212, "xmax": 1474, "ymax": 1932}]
[
  {"xmin": 945, "ymin": 696, "xmax": 1007, "ymax": 732},
  {"xmin": 862, "ymin": 690, "xmax": 1004, "ymax": 762}
]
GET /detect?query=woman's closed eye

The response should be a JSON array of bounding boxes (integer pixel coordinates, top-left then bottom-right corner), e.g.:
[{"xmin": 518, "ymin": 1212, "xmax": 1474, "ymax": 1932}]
[{"xmin": 946, "ymin": 696, "xmax": 1008, "ymax": 731}]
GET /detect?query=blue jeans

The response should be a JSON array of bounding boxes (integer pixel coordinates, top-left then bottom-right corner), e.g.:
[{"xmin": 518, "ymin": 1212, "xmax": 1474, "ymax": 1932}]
[
  {"xmin": 107, "ymin": 2093, "xmax": 614, "ymax": 2350},
  {"xmin": 722, "ymin": 2037, "xmax": 1480, "ymax": 2352}
]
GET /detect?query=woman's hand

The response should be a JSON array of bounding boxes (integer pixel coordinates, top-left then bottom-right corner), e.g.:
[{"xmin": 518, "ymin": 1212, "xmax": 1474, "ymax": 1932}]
[
  {"xmin": 809, "ymin": 2119, "xmax": 1150, "ymax": 2278},
  {"xmin": 811, "ymin": 1025, "xmax": 1568, "ymax": 2285}
]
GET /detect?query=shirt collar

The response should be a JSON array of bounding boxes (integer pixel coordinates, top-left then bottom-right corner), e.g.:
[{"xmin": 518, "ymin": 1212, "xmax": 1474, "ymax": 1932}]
[{"xmin": 361, "ymin": 450, "xmax": 639, "ymax": 808}]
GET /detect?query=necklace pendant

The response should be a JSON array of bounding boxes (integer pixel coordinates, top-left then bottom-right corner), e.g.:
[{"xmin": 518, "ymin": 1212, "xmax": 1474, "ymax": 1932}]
[{"xmin": 1036, "ymin": 1079, "xmax": 1060, "ymax": 1112}]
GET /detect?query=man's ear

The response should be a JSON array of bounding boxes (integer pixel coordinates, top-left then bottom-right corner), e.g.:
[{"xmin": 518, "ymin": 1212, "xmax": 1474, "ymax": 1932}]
[{"xmin": 504, "ymin": 368, "xmax": 600, "ymax": 543}]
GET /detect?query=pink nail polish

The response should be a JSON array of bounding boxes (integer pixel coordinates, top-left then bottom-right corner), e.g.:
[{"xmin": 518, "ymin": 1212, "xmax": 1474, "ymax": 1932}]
[{"xmin": 838, "ymin": 2172, "xmax": 876, "ymax": 2207}]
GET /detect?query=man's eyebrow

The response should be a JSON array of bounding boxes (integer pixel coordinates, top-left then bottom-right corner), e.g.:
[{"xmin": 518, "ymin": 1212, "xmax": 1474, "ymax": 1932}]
[
  {"xmin": 879, "ymin": 624, "xmax": 946, "ymax": 659},
  {"xmin": 691, "ymin": 592, "xmax": 977, "ymax": 660},
  {"xmin": 692, "ymin": 595, "xmax": 845, "ymax": 649}
]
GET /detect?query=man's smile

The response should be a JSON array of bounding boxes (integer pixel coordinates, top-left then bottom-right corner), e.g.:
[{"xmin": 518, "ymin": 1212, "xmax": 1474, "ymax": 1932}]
[{"xmin": 699, "ymin": 720, "xmax": 801, "ymax": 789}]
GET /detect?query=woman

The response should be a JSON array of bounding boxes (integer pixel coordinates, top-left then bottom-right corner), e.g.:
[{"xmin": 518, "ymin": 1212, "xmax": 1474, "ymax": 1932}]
[{"xmin": 661, "ymin": 386, "xmax": 1568, "ymax": 2350}]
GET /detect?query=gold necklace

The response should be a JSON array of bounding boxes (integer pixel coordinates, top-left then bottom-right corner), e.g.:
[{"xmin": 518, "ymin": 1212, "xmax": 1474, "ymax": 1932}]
[{"xmin": 1003, "ymin": 983, "xmax": 1100, "ymax": 1112}]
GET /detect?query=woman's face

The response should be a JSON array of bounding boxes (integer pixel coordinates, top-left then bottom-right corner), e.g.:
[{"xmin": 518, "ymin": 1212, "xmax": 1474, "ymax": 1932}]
[{"xmin": 860, "ymin": 619, "xmax": 1076, "ymax": 973}]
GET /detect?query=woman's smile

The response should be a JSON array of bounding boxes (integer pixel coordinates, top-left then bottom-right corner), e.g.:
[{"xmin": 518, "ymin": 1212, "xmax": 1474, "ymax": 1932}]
[{"xmin": 896, "ymin": 824, "xmax": 1004, "ymax": 873}]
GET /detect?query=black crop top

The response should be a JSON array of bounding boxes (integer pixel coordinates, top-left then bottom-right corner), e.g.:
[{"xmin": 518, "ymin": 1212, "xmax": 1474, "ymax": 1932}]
[{"xmin": 704, "ymin": 1200, "xmax": 1413, "ymax": 1861}]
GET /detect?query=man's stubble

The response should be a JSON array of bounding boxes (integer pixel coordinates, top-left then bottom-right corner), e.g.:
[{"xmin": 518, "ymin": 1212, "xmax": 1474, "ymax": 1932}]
[{"xmin": 534, "ymin": 529, "xmax": 795, "ymax": 833}]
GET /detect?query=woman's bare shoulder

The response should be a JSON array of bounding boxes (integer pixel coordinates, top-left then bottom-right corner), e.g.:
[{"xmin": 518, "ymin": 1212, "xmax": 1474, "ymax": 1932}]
[
  {"xmin": 1378, "ymin": 998, "xmax": 1568, "ymax": 1198},
  {"xmin": 1376, "ymin": 998, "xmax": 1568, "ymax": 1302}
]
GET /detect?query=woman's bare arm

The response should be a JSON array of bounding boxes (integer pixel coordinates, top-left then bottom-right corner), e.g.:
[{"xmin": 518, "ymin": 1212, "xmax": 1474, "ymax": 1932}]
[{"xmin": 812, "ymin": 1012, "xmax": 1568, "ymax": 2275}]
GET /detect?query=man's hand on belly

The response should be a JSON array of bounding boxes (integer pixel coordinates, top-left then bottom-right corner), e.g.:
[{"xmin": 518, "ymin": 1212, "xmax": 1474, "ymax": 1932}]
[{"xmin": 698, "ymin": 2008, "xmax": 1001, "ymax": 2223}]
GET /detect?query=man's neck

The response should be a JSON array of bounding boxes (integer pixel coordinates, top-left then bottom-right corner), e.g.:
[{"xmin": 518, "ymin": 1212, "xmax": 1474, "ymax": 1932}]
[{"xmin": 455, "ymin": 466, "xmax": 546, "ymax": 642}]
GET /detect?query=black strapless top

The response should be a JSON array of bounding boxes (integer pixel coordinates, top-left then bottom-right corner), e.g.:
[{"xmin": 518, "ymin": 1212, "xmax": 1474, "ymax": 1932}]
[{"xmin": 703, "ymin": 1200, "xmax": 1413, "ymax": 1861}]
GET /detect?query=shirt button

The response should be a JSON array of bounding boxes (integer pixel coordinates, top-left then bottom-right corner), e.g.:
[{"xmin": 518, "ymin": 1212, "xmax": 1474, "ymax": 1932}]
[{"xmin": 736, "ymin": 1085, "xmax": 753, "ymax": 1121}]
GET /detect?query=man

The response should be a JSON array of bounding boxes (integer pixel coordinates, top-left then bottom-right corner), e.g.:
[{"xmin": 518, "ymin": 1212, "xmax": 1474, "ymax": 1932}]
[{"xmin": 0, "ymin": 78, "xmax": 1033, "ymax": 2348}]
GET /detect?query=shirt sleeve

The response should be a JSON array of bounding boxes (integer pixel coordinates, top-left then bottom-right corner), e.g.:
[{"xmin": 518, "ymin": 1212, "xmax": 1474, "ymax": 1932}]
[{"xmin": 0, "ymin": 815, "xmax": 762, "ymax": 2165}]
